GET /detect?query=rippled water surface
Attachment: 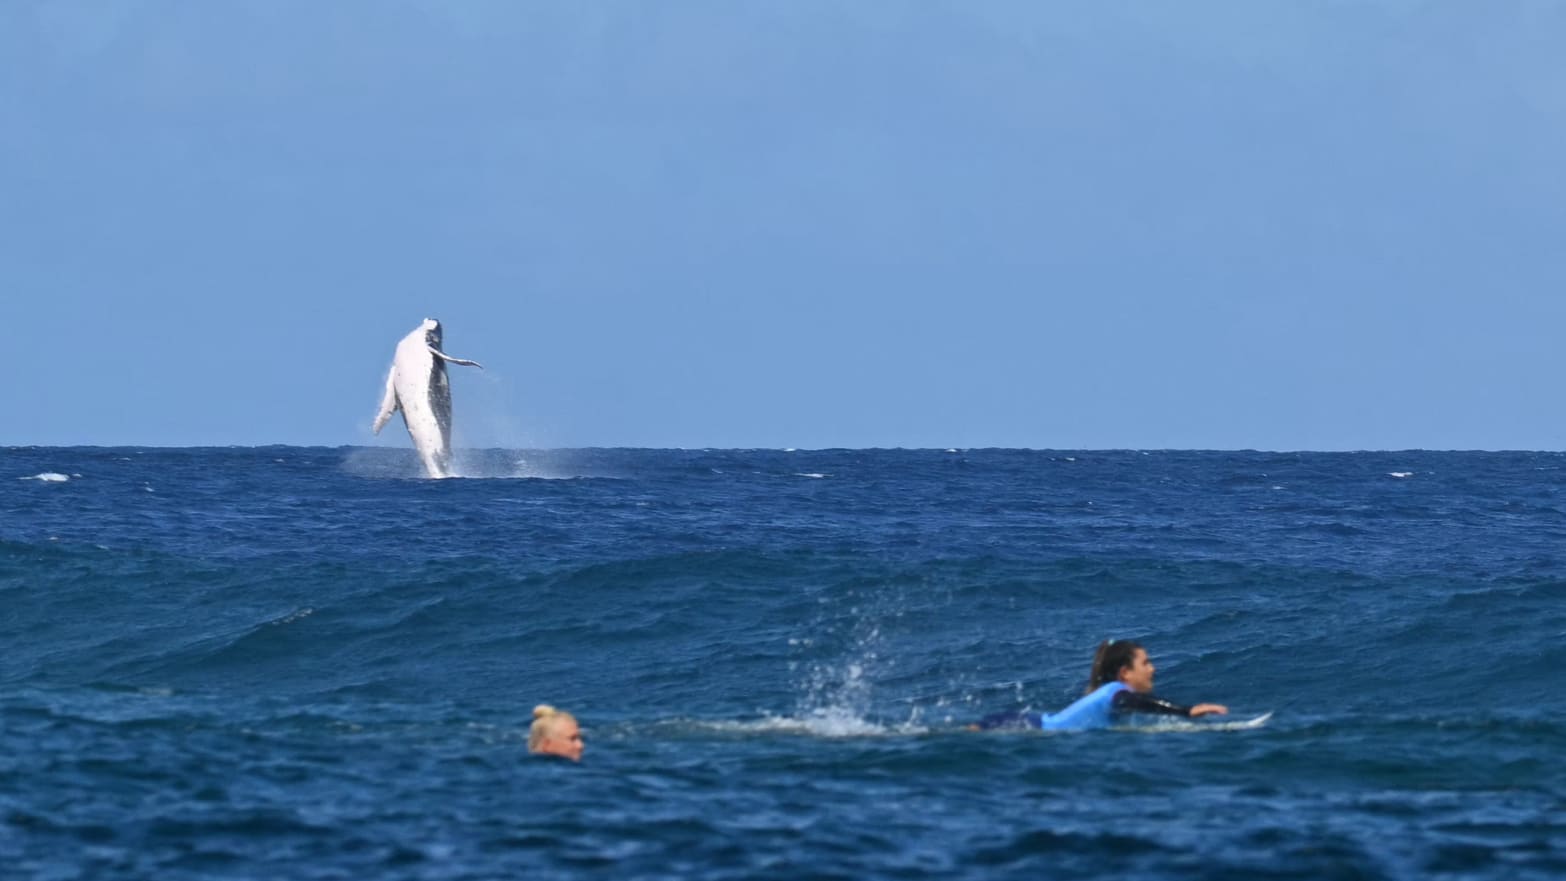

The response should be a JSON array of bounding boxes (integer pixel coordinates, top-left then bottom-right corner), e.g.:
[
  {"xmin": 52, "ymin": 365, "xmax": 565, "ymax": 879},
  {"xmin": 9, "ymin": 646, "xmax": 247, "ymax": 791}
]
[{"xmin": 3, "ymin": 447, "xmax": 1564, "ymax": 879}]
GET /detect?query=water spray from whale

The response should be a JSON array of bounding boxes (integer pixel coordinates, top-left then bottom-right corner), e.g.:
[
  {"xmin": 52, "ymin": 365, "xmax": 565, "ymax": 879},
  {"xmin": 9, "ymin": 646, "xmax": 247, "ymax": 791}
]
[{"xmin": 372, "ymin": 318, "xmax": 483, "ymax": 479}]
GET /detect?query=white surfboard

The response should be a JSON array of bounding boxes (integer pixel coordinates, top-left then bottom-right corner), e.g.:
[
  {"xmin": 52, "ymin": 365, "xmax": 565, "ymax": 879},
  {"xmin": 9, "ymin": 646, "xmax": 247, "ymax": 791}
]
[
  {"xmin": 1208, "ymin": 711, "xmax": 1273, "ymax": 731},
  {"xmin": 1124, "ymin": 711, "xmax": 1273, "ymax": 733}
]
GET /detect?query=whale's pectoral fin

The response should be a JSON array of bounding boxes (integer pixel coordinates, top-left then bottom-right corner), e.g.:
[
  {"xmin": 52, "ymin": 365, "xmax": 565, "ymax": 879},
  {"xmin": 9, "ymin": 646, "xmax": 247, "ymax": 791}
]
[
  {"xmin": 372, "ymin": 366, "xmax": 400, "ymax": 434},
  {"xmin": 428, "ymin": 345, "xmax": 483, "ymax": 369}
]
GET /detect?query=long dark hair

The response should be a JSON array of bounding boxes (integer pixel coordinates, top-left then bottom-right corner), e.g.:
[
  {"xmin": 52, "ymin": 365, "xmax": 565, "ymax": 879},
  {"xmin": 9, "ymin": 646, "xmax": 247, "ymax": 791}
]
[{"xmin": 1088, "ymin": 639, "xmax": 1144, "ymax": 692}]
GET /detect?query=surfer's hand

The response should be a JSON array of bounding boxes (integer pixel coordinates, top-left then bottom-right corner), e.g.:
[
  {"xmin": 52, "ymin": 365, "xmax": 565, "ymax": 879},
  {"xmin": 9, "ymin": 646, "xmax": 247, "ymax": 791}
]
[{"xmin": 1189, "ymin": 703, "xmax": 1228, "ymax": 717}]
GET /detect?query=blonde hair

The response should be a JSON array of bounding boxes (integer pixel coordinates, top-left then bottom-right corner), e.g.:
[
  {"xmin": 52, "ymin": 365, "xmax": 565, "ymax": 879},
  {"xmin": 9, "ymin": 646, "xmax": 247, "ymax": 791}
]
[{"xmin": 528, "ymin": 704, "xmax": 577, "ymax": 752}]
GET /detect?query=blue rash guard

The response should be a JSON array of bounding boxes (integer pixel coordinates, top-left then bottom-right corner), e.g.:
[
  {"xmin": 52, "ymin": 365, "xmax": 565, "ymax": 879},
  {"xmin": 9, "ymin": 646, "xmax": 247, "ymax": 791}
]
[{"xmin": 975, "ymin": 682, "xmax": 1195, "ymax": 731}]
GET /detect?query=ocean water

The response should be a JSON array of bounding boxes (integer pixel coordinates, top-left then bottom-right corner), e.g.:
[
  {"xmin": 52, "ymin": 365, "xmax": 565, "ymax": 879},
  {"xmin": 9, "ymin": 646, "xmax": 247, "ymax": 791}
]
[{"xmin": 2, "ymin": 447, "xmax": 1564, "ymax": 880}]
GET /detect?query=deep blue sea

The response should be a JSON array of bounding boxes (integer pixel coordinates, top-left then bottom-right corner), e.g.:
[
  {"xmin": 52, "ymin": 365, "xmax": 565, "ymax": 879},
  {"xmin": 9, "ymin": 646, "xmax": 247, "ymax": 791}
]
[{"xmin": 3, "ymin": 447, "xmax": 1564, "ymax": 880}]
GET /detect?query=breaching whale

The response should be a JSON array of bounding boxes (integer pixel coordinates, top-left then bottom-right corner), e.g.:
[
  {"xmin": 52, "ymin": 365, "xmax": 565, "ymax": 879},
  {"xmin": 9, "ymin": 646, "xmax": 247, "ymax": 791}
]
[{"xmin": 372, "ymin": 318, "xmax": 483, "ymax": 478}]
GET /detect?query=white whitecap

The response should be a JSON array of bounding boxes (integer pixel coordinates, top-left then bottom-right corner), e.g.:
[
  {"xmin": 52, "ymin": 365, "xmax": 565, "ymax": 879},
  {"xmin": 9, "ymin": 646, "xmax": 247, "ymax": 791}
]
[
  {"xmin": 795, "ymin": 473, "xmax": 827, "ymax": 479},
  {"xmin": 268, "ymin": 607, "xmax": 315, "ymax": 626},
  {"xmin": 21, "ymin": 472, "xmax": 69, "ymax": 482},
  {"xmin": 1389, "ymin": 472, "xmax": 1413, "ymax": 479}
]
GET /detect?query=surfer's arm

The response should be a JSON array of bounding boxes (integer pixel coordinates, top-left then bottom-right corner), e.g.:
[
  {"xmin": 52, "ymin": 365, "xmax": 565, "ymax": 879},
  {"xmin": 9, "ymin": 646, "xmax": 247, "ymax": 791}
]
[
  {"xmin": 372, "ymin": 367, "xmax": 399, "ymax": 434},
  {"xmin": 1112, "ymin": 691, "xmax": 1226, "ymax": 717}
]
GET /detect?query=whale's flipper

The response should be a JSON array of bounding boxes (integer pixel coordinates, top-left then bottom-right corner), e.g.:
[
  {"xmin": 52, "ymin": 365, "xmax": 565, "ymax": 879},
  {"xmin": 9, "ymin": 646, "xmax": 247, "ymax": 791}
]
[
  {"xmin": 428, "ymin": 346, "xmax": 484, "ymax": 369},
  {"xmin": 372, "ymin": 365, "xmax": 400, "ymax": 435}
]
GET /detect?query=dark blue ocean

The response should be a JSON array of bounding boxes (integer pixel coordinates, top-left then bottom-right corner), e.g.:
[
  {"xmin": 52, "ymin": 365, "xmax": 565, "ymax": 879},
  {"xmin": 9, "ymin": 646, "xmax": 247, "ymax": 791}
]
[{"xmin": 3, "ymin": 447, "xmax": 1564, "ymax": 880}]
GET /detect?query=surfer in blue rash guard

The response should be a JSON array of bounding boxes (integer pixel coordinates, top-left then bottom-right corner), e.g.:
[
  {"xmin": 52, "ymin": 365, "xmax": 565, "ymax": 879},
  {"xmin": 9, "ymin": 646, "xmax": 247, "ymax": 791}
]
[{"xmin": 972, "ymin": 640, "xmax": 1228, "ymax": 731}]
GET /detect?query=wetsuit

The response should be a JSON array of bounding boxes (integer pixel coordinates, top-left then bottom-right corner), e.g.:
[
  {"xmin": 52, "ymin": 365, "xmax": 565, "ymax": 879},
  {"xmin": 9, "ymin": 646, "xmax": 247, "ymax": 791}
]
[{"xmin": 975, "ymin": 682, "xmax": 1197, "ymax": 731}]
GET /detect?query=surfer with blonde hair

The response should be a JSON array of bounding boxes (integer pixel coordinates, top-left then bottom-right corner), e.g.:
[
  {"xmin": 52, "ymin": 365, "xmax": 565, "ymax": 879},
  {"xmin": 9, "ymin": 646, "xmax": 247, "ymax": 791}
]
[{"xmin": 528, "ymin": 705, "xmax": 584, "ymax": 761}]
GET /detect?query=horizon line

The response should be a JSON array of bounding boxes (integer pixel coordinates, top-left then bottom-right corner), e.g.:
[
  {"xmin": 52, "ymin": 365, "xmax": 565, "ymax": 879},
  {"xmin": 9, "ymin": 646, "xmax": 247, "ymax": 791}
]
[{"xmin": 5, "ymin": 443, "xmax": 1562, "ymax": 455}]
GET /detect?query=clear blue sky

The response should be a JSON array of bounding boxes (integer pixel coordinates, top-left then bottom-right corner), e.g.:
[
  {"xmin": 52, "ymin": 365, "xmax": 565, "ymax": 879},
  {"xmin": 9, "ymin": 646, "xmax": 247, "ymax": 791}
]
[{"xmin": 4, "ymin": 2, "xmax": 1563, "ymax": 450}]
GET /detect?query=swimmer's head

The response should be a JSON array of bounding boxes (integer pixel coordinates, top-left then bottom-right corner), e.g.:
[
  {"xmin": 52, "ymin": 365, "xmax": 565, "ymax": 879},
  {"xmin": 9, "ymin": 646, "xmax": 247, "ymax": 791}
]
[
  {"xmin": 528, "ymin": 704, "xmax": 584, "ymax": 762},
  {"xmin": 1088, "ymin": 639, "xmax": 1153, "ymax": 692}
]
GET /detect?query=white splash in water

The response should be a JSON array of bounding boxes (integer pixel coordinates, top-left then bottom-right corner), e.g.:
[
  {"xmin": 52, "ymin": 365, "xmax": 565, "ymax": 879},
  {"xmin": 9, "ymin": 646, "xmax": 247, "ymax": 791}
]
[
  {"xmin": 21, "ymin": 472, "xmax": 69, "ymax": 482},
  {"xmin": 345, "ymin": 447, "xmax": 581, "ymax": 480},
  {"xmin": 684, "ymin": 711, "xmax": 925, "ymax": 738},
  {"xmin": 787, "ymin": 617, "xmax": 897, "ymax": 736}
]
